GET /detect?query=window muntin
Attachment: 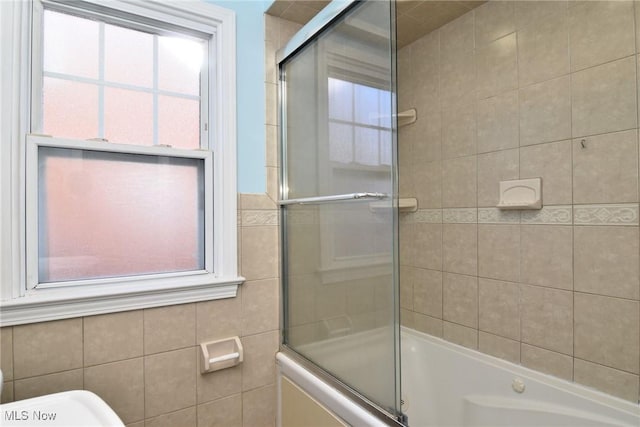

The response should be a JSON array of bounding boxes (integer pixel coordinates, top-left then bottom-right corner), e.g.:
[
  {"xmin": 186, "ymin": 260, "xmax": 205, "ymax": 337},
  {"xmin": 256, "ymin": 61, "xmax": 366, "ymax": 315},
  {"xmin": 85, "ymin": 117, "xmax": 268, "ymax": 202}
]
[{"xmin": 38, "ymin": 9, "xmax": 206, "ymax": 149}]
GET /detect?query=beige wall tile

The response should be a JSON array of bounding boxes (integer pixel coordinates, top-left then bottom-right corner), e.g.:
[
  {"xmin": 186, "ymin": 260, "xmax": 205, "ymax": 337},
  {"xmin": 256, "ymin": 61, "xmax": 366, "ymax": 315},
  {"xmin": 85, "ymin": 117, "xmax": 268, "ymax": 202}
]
[
  {"xmin": 266, "ymin": 125, "xmax": 278, "ymax": 168},
  {"xmin": 574, "ymin": 226, "xmax": 639, "ymax": 299},
  {"xmin": 519, "ymin": 75, "xmax": 571, "ymax": 146},
  {"xmin": 243, "ymin": 384, "xmax": 276, "ymax": 427},
  {"xmin": 14, "ymin": 369, "xmax": 82, "ymax": 401},
  {"xmin": 517, "ymin": 11, "xmax": 569, "ymax": 87},
  {"xmin": 477, "ymin": 90, "xmax": 518, "ymax": 154},
  {"xmin": 2, "ymin": 381, "xmax": 13, "ymax": 403},
  {"xmin": 241, "ymin": 226, "xmax": 279, "ymax": 280},
  {"xmin": 572, "ymin": 130, "xmax": 638, "ymax": 204},
  {"xmin": 414, "ymin": 314, "xmax": 443, "ymax": 338},
  {"xmin": 574, "ymin": 293, "xmax": 639, "ymax": 374},
  {"xmin": 475, "ymin": 1, "xmax": 515, "ymax": 46},
  {"xmin": 1, "ymin": 327, "xmax": 13, "ymax": 381},
  {"xmin": 478, "ymin": 332, "xmax": 520, "ymax": 364},
  {"xmin": 400, "ymin": 266, "xmax": 414, "ymax": 311},
  {"xmin": 442, "ymin": 156, "xmax": 477, "ymax": 208},
  {"xmin": 413, "ymin": 223, "xmax": 443, "ymax": 270},
  {"xmin": 478, "ymin": 224, "xmax": 520, "ymax": 282},
  {"xmin": 240, "ymin": 194, "xmax": 276, "ymax": 211},
  {"xmin": 521, "ymin": 343, "xmax": 573, "ymax": 381},
  {"xmin": 401, "ymin": 309, "xmax": 416, "ymax": 329},
  {"xmin": 144, "ymin": 304, "xmax": 195, "ymax": 355},
  {"xmin": 413, "ymin": 162, "xmax": 442, "ymax": 209},
  {"xmin": 145, "ymin": 347, "xmax": 197, "ymax": 418},
  {"xmin": 442, "ymin": 102, "xmax": 476, "ymax": 159},
  {"xmin": 265, "ymin": 83, "xmax": 277, "ymax": 126},
  {"xmin": 410, "ymin": 112, "xmax": 442, "ymax": 165},
  {"xmin": 520, "ymin": 285, "xmax": 573, "ymax": 355},
  {"xmin": 569, "ymin": 1, "xmax": 635, "ymax": 72},
  {"xmin": 515, "ymin": 1, "xmax": 568, "ymax": 31},
  {"xmin": 412, "ymin": 32, "xmax": 441, "ymax": 117},
  {"xmin": 443, "ymin": 273, "xmax": 478, "ymax": 328},
  {"xmin": 84, "ymin": 359, "xmax": 144, "ymax": 424},
  {"xmin": 266, "ymin": 167, "xmax": 279, "ymax": 211},
  {"xmin": 477, "ymin": 149, "xmax": 519, "ymax": 207},
  {"xmin": 443, "ymin": 321, "xmax": 478, "ymax": 350},
  {"xmin": 13, "ymin": 318, "xmax": 82, "ymax": 379},
  {"xmin": 520, "ymin": 140, "xmax": 572, "ymax": 205},
  {"xmin": 197, "ymin": 297, "xmax": 242, "ymax": 343},
  {"xmin": 440, "ymin": 12, "xmax": 474, "ymax": 55},
  {"xmin": 242, "ymin": 331, "xmax": 278, "ymax": 391},
  {"xmin": 476, "ymin": 33, "xmax": 518, "ymax": 100},
  {"xmin": 440, "ymin": 52, "xmax": 476, "ymax": 110},
  {"xmin": 478, "ymin": 278, "xmax": 520, "ymax": 340},
  {"xmin": 413, "ymin": 268, "xmax": 443, "ymax": 318},
  {"xmin": 521, "ymin": 225, "xmax": 573, "ymax": 290},
  {"xmin": 197, "ymin": 359, "xmax": 241, "ymax": 404},
  {"xmin": 572, "ymin": 57, "xmax": 637, "ymax": 138},
  {"xmin": 264, "ymin": 14, "xmax": 279, "ymax": 43},
  {"xmin": 574, "ymin": 359, "xmax": 639, "ymax": 402},
  {"xmin": 398, "ymin": 47, "xmax": 414, "ymax": 113},
  {"xmin": 443, "ymin": 224, "xmax": 477, "ymax": 276},
  {"xmin": 242, "ymin": 279, "xmax": 279, "ymax": 336},
  {"xmin": 145, "ymin": 407, "xmax": 196, "ymax": 427},
  {"xmin": 84, "ymin": 311, "xmax": 143, "ymax": 367},
  {"xmin": 265, "ymin": 40, "xmax": 277, "ymax": 85},
  {"xmin": 197, "ymin": 394, "xmax": 242, "ymax": 427}
]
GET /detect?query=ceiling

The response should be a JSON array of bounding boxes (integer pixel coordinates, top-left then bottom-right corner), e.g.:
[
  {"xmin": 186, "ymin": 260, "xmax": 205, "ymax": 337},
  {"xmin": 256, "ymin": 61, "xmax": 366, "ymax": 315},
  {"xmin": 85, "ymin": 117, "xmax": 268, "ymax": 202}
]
[{"xmin": 267, "ymin": 0, "xmax": 487, "ymax": 48}]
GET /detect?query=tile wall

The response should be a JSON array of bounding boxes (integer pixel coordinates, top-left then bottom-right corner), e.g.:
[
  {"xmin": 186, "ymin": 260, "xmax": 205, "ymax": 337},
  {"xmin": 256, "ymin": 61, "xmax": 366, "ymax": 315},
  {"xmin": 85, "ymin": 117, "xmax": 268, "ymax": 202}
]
[
  {"xmin": 0, "ymin": 192, "xmax": 279, "ymax": 427},
  {"xmin": 0, "ymin": 12, "xmax": 297, "ymax": 427},
  {"xmin": 399, "ymin": 0, "xmax": 640, "ymax": 403}
]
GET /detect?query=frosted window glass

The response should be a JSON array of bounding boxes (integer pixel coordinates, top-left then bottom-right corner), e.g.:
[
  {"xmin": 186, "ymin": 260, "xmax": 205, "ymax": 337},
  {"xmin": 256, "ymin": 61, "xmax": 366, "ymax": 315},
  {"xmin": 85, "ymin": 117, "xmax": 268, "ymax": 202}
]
[
  {"xmin": 354, "ymin": 84, "xmax": 379, "ymax": 126},
  {"xmin": 158, "ymin": 36, "xmax": 203, "ymax": 95},
  {"xmin": 329, "ymin": 123, "xmax": 353, "ymax": 163},
  {"xmin": 355, "ymin": 127, "xmax": 379, "ymax": 165},
  {"xmin": 380, "ymin": 130, "xmax": 391, "ymax": 165},
  {"xmin": 43, "ymin": 77, "xmax": 99, "ymax": 139},
  {"xmin": 328, "ymin": 78, "xmax": 353, "ymax": 121},
  {"xmin": 105, "ymin": 24, "xmax": 153, "ymax": 87},
  {"xmin": 158, "ymin": 96, "xmax": 200, "ymax": 149},
  {"xmin": 43, "ymin": 10, "xmax": 99, "ymax": 78},
  {"xmin": 38, "ymin": 147, "xmax": 204, "ymax": 283},
  {"xmin": 104, "ymin": 88, "xmax": 153, "ymax": 146}
]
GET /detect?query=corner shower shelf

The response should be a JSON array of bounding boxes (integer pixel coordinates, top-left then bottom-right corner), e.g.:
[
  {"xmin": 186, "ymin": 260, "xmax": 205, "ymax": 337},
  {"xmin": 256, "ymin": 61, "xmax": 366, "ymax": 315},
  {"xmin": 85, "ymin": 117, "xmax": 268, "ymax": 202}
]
[{"xmin": 369, "ymin": 197, "xmax": 418, "ymax": 213}]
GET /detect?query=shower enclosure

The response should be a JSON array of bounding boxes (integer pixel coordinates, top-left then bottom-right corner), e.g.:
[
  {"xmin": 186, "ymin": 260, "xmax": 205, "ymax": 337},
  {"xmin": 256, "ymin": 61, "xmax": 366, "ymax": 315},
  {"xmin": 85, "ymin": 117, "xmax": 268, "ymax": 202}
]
[
  {"xmin": 277, "ymin": 0, "xmax": 640, "ymax": 425},
  {"xmin": 277, "ymin": 0, "xmax": 403, "ymax": 423}
]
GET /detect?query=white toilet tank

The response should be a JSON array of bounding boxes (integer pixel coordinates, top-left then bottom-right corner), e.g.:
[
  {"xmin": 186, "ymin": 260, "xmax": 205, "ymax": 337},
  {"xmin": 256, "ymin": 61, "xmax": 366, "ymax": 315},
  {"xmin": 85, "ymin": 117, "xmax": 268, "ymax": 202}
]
[{"xmin": 0, "ymin": 390, "xmax": 125, "ymax": 426}]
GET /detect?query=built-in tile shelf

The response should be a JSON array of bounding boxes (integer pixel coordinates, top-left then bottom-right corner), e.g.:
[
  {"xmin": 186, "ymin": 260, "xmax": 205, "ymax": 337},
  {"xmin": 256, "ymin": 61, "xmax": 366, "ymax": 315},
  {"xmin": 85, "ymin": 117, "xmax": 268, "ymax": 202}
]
[{"xmin": 369, "ymin": 197, "xmax": 418, "ymax": 213}]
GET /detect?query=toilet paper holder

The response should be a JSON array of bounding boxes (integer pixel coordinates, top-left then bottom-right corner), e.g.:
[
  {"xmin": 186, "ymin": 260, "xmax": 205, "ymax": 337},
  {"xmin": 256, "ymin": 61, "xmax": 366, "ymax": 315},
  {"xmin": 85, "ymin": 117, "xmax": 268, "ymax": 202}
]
[{"xmin": 200, "ymin": 336, "xmax": 243, "ymax": 374}]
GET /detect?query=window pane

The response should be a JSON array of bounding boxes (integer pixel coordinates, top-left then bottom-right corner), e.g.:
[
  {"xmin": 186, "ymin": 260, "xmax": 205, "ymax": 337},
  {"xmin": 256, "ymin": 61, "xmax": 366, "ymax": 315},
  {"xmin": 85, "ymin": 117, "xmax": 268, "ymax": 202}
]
[
  {"xmin": 158, "ymin": 36, "xmax": 204, "ymax": 95},
  {"xmin": 105, "ymin": 24, "xmax": 153, "ymax": 87},
  {"xmin": 329, "ymin": 122, "xmax": 353, "ymax": 163},
  {"xmin": 354, "ymin": 84, "xmax": 379, "ymax": 126},
  {"xmin": 104, "ymin": 88, "xmax": 153, "ymax": 146},
  {"xmin": 158, "ymin": 96, "xmax": 200, "ymax": 149},
  {"xmin": 43, "ymin": 10, "xmax": 99, "ymax": 78},
  {"xmin": 354, "ymin": 127, "xmax": 379, "ymax": 165},
  {"xmin": 38, "ymin": 147, "xmax": 204, "ymax": 283},
  {"xmin": 328, "ymin": 78, "xmax": 353, "ymax": 121},
  {"xmin": 43, "ymin": 77, "xmax": 99, "ymax": 139}
]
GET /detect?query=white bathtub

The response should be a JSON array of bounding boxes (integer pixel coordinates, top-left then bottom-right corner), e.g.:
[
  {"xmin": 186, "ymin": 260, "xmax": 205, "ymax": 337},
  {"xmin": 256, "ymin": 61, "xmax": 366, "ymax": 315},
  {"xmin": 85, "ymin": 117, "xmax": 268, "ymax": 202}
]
[
  {"xmin": 279, "ymin": 327, "xmax": 640, "ymax": 426},
  {"xmin": 402, "ymin": 327, "xmax": 639, "ymax": 427}
]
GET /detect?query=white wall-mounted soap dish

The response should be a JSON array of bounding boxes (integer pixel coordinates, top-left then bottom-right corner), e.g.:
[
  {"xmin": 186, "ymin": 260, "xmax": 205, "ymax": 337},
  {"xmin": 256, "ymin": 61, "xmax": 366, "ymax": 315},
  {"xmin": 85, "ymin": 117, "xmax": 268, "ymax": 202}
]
[
  {"xmin": 497, "ymin": 178, "xmax": 542, "ymax": 210},
  {"xmin": 200, "ymin": 336, "xmax": 243, "ymax": 374}
]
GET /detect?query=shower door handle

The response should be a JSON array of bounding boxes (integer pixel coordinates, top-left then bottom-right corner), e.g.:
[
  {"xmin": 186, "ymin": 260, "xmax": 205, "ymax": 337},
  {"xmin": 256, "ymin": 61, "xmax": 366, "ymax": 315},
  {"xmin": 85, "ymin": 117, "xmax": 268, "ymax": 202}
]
[{"xmin": 278, "ymin": 192, "xmax": 388, "ymax": 205}]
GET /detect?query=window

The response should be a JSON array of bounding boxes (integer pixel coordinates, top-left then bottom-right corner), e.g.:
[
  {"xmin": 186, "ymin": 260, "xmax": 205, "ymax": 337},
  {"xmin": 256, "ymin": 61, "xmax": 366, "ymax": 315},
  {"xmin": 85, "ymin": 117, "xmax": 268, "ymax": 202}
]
[{"xmin": 0, "ymin": 0, "xmax": 240, "ymax": 325}]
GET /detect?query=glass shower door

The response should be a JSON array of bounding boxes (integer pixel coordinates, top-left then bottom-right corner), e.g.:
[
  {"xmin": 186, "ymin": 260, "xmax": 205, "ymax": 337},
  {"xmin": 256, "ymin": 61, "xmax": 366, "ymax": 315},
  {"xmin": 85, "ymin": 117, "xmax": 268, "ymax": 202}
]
[{"xmin": 279, "ymin": 0, "xmax": 400, "ymax": 420}]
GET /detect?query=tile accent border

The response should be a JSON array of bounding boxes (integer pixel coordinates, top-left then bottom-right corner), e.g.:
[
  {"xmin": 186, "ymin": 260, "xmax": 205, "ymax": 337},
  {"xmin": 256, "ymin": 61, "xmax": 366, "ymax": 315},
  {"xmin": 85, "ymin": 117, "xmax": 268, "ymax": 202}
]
[
  {"xmin": 401, "ymin": 209, "xmax": 443, "ymax": 224},
  {"xmin": 478, "ymin": 208, "xmax": 520, "ymax": 224},
  {"xmin": 520, "ymin": 206, "xmax": 573, "ymax": 225},
  {"xmin": 242, "ymin": 210, "xmax": 279, "ymax": 226},
  {"xmin": 443, "ymin": 208, "xmax": 477, "ymax": 223},
  {"xmin": 573, "ymin": 204, "xmax": 639, "ymax": 226}
]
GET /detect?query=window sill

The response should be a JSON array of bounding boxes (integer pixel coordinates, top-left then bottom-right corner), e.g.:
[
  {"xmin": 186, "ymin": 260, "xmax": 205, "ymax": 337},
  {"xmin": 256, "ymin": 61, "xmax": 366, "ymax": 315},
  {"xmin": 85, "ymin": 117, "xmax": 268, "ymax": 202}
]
[{"xmin": 0, "ymin": 275, "xmax": 245, "ymax": 326}]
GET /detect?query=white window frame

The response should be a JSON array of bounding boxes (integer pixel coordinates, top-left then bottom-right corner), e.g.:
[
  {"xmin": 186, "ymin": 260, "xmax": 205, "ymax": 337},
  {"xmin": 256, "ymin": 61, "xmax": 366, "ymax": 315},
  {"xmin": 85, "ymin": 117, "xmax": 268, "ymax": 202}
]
[{"xmin": 0, "ymin": 0, "xmax": 242, "ymax": 326}]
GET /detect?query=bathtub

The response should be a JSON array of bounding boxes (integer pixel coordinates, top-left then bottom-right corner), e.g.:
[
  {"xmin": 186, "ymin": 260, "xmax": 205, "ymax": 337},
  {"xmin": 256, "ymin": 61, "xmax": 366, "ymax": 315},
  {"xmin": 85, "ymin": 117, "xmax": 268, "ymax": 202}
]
[{"xmin": 278, "ymin": 327, "xmax": 640, "ymax": 426}]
